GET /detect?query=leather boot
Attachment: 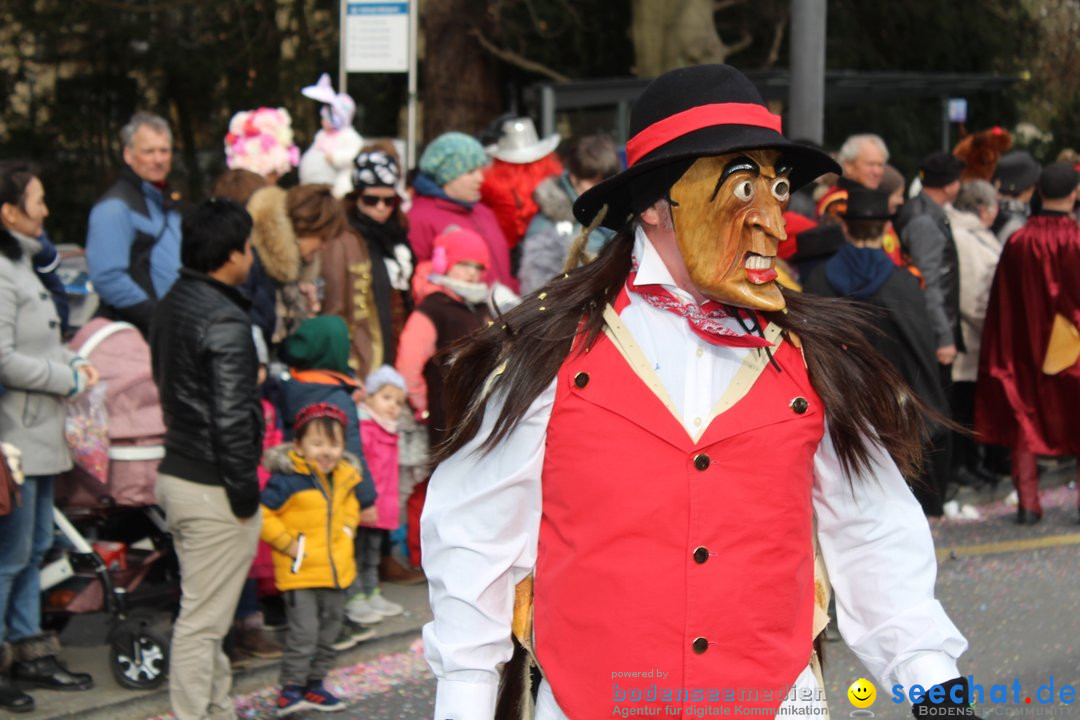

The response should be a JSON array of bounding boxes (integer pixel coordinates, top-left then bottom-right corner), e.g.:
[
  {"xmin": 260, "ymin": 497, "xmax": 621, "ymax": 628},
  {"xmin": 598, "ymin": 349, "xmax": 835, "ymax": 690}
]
[
  {"xmin": 233, "ymin": 626, "xmax": 283, "ymax": 659},
  {"xmin": 0, "ymin": 642, "xmax": 33, "ymax": 713},
  {"xmin": 1011, "ymin": 448, "xmax": 1042, "ymax": 521},
  {"xmin": 379, "ymin": 555, "xmax": 426, "ymax": 585},
  {"xmin": 1016, "ymin": 507, "xmax": 1043, "ymax": 525},
  {"xmin": 11, "ymin": 633, "xmax": 93, "ymax": 691}
]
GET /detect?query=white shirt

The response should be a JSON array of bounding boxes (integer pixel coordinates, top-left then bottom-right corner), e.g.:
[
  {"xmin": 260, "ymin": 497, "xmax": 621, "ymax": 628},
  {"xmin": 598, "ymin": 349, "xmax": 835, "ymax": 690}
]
[{"xmin": 422, "ymin": 227, "xmax": 968, "ymax": 719}]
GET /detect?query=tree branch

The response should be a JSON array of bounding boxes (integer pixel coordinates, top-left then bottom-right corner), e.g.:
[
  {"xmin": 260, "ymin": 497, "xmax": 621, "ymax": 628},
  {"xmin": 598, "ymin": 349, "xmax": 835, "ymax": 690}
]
[
  {"xmin": 714, "ymin": 0, "xmax": 746, "ymax": 13},
  {"xmin": 764, "ymin": 10, "xmax": 789, "ymax": 69},
  {"xmin": 722, "ymin": 29, "xmax": 753, "ymax": 60},
  {"xmin": 82, "ymin": 0, "xmax": 203, "ymax": 13},
  {"xmin": 468, "ymin": 27, "xmax": 571, "ymax": 83}
]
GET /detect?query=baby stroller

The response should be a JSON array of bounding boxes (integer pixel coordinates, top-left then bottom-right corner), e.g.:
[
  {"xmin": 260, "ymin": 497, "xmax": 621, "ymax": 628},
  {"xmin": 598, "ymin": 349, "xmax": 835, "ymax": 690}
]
[{"xmin": 49, "ymin": 319, "xmax": 177, "ymax": 690}]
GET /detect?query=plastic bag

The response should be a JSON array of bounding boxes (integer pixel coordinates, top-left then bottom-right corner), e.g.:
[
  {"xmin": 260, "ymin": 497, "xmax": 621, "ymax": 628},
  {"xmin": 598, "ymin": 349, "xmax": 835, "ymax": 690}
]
[{"xmin": 64, "ymin": 382, "xmax": 109, "ymax": 483}]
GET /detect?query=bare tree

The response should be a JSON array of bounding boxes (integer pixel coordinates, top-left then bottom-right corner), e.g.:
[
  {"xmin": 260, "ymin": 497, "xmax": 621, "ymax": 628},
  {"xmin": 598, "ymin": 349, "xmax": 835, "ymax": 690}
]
[
  {"xmin": 631, "ymin": 0, "xmax": 753, "ymax": 77},
  {"xmin": 420, "ymin": 0, "xmax": 501, "ymax": 143}
]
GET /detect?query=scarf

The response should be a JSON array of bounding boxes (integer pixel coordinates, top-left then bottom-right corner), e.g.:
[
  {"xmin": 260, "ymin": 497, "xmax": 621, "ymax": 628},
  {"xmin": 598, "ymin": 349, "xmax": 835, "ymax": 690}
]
[{"xmin": 626, "ymin": 270, "xmax": 773, "ymax": 349}]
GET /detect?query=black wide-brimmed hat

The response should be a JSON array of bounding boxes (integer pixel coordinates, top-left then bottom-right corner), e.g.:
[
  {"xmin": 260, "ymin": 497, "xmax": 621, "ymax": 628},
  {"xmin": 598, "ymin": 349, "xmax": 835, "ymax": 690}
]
[
  {"xmin": 841, "ymin": 187, "xmax": 894, "ymax": 221},
  {"xmin": 573, "ymin": 64, "xmax": 840, "ymax": 230}
]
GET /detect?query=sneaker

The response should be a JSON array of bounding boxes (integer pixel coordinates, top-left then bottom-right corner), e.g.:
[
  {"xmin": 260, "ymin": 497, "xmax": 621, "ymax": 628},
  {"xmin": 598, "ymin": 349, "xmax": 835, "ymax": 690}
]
[
  {"xmin": 331, "ymin": 620, "xmax": 376, "ymax": 651},
  {"xmin": 303, "ymin": 680, "xmax": 345, "ymax": 712},
  {"xmin": 367, "ymin": 588, "xmax": 404, "ymax": 617},
  {"xmin": 344, "ymin": 593, "xmax": 382, "ymax": 625},
  {"xmin": 276, "ymin": 685, "xmax": 310, "ymax": 717}
]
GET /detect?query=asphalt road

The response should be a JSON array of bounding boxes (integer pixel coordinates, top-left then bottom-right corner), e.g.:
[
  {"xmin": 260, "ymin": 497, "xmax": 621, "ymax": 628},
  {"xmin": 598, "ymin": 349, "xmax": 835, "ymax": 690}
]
[{"xmin": 246, "ymin": 469, "xmax": 1080, "ymax": 720}]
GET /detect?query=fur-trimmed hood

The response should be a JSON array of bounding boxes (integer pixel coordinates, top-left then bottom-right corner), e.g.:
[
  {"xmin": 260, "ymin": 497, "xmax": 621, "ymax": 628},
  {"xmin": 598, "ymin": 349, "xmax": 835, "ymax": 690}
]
[
  {"xmin": 533, "ymin": 174, "xmax": 575, "ymax": 224},
  {"xmin": 262, "ymin": 442, "xmax": 362, "ymax": 475},
  {"xmin": 247, "ymin": 185, "xmax": 300, "ymax": 284}
]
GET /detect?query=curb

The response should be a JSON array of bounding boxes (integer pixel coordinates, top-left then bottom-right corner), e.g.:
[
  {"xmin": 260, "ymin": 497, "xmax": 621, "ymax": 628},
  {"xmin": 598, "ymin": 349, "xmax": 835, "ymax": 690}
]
[{"xmin": 40, "ymin": 623, "xmax": 426, "ymax": 720}]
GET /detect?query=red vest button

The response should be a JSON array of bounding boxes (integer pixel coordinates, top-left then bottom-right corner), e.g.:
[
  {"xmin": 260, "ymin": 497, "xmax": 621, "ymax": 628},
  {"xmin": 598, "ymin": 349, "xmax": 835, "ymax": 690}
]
[
  {"xmin": 692, "ymin": 637, "xmax": 709, "ymax": 654},
  {"xmin": 693, "ymin": 547, "xmax": 709, "ymax": 564},
  {"xmin": 789, "ymin": 396, "xmax": 809, "ymax": 414},
  {"xmin": 574, "ymin": 372, "xmax": 590, "ymax": 388},
  {"xmin": 693, "ymin": 454, "xmax": 710, "ymax": 471}
]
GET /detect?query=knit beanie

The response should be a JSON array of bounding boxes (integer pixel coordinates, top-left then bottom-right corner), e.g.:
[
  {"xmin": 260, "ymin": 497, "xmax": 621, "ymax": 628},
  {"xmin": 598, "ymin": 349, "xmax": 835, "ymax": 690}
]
[
  {"xmin": 1038, "ymin": 162, "xmax": 1079, "ymax": 200},
  {"xmin": 352, "ymin": 150, "xmax": 401, "ymax": 191},
  {"xmin": 282, "ymin": 315, "xmax": 352, "ymax": 374},
  {"xmin": 365, "ymin": 365, "xmax": 406, "ymax": 395},
  {"xmin": 431, "ymin": 226, "xmax": 491, "ymax": 274},
  {"xmin": 419, "ymin": 132, "xmax": 488, "ymax": 186}
]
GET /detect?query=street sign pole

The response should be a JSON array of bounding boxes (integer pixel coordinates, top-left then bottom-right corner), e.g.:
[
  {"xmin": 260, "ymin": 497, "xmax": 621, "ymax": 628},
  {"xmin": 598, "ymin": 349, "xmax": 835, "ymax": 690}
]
[
  {"xmin": 406, "ymin": 0, "xmax": 418, "ymax": 169},
  {"xmin": 338, "ymin": 1, "xmax": 347, "ymax": 103},
  {"xmin": 340, "ymin": 0, "xmax": 415, "ymax": 165}
]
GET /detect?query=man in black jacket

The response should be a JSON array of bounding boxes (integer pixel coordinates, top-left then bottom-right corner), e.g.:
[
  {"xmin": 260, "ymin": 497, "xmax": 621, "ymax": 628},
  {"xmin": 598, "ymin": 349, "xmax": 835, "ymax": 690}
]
[
  {"xmin": 150, "ymin": 199, "xmax": 262, "ymax": 720},
  {"xmin": 803, "ymin": 187, "xmax": 950, "ymax": 516}
]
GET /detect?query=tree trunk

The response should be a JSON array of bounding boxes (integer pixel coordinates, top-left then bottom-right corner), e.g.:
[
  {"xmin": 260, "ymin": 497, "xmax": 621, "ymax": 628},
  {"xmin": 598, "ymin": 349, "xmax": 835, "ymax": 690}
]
[
  {"xmin": 421, "ymin": 0, "xmax": 500, "ymax": 147},
  {"xmin": 630, "ymin": 0, "xmax": 752, "ymax": 77}
]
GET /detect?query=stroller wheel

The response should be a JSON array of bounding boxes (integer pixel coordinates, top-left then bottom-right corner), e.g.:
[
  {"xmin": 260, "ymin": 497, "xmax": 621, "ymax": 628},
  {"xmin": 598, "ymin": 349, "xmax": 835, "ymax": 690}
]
[{"xmin": 110, "ymin": 620, "xmax": 169, "ymax": 690}]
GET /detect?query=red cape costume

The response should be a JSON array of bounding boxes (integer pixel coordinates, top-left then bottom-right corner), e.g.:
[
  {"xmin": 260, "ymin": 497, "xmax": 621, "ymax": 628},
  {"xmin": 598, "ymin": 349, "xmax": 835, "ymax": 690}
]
[{"xmin": 974, "ymin": 213, "xmax": 1080, "ymax": 455}]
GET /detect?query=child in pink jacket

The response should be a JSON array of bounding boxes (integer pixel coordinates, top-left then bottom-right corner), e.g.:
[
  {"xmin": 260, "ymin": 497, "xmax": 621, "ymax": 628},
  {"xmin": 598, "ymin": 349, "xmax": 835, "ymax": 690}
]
[{"xmin": 343, "ymin": 366, "xmax": 408, "ymax": 624}]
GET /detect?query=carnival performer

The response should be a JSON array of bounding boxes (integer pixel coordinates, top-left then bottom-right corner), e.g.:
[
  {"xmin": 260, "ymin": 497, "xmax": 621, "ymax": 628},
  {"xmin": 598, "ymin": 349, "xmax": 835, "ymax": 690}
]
[
  {"xmin": 975, "ymin": 162, "xmax": 1080, "ymax": 524},
  {"xmin": 421, "ymin": 64, "xmax": 978, "ymax": 720}
]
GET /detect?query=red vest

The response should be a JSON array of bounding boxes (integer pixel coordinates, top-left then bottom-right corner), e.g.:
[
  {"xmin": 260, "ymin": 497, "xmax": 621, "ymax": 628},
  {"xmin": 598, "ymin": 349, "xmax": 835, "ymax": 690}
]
[{"xmin": 534, "ymin": 311, "xmax": 824, "ymax": 717}]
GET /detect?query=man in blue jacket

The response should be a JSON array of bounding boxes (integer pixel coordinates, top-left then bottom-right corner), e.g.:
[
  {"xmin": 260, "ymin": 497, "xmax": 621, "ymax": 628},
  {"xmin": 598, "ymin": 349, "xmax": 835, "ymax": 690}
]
[{"xmin": 86, "ymin": 111, "xmax": 182, "ymax": 336}]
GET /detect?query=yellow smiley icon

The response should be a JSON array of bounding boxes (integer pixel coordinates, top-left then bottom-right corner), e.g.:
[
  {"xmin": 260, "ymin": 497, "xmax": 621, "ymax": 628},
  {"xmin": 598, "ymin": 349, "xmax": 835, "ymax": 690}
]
[{"xmin": 847, "ymin": 678, "xmax": 876, "ymax": 708}]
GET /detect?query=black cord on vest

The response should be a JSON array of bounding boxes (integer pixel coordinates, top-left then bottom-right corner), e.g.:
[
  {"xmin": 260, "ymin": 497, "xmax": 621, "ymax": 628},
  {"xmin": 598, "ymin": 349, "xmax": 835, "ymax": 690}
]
[{"xmin": 731, "ymin": 306, "xmax": 781, "ymax": 373}]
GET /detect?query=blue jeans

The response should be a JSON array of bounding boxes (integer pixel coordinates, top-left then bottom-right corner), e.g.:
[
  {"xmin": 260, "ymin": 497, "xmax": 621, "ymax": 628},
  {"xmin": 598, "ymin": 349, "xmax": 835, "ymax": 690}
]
[{"xmin": 0, "ymin": 475, "xmax": 55, "ymax": 644}]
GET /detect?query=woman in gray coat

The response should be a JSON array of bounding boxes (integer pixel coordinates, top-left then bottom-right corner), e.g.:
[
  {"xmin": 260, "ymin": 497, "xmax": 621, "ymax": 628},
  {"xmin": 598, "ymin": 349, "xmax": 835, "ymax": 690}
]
[{"xmin": 0, "ymin": 162, "xmax": 97, "ymax": 712}]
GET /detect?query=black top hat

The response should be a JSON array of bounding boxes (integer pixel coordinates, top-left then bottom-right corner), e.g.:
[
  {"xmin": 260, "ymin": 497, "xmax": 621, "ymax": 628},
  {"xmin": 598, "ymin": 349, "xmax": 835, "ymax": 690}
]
[
  {"xmin": 993, "ymin": 151, "xmax": 1041, "ymax": 196},
  {"xmin": 573, "ymin": 65, "xmax": 839, "ymax": 230},
  {"xmin": 841, "ymin": 187, "xmax": 894, "ymax": 221},
  {"xmin": 918, "ymin": 152, "xmax": 966, "ymax": 188}
]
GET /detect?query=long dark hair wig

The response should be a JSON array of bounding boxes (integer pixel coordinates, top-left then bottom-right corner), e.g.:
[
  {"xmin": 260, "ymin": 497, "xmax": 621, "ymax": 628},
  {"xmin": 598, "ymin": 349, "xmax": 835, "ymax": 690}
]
[{"xmin": 433, "ymin": 224, "xmax": 931, "ymax": 482}]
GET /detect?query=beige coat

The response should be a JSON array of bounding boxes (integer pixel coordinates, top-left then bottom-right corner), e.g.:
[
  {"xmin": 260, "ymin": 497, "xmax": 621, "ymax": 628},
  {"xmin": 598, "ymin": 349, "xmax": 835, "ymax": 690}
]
[{"xmin": 947, "ymin": 206, "xmax": 1003, "ymax": 382}]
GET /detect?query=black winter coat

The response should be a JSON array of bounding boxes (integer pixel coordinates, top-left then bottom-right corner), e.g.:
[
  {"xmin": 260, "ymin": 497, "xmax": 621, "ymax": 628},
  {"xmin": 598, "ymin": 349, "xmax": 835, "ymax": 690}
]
[{"xmin": 150, "ymin": 269, "xmax": 264, "ymax": 518}]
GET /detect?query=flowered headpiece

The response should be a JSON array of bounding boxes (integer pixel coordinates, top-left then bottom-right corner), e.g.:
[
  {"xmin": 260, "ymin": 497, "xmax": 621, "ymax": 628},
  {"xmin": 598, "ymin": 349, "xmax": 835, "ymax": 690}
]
[{"xmin": 224, "ymin": 107, "xmax": 301, "ymax": 178}]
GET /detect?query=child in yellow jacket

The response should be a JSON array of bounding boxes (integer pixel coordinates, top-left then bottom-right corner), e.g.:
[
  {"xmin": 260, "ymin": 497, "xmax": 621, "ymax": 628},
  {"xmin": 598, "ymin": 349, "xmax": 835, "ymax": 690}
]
[{"xmin": 260, "ymin": 402, "xmax": 360, "ymax": 716}]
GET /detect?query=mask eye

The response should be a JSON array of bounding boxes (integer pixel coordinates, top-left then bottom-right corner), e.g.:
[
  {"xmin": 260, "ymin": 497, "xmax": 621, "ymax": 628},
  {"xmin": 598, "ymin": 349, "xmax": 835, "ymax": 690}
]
[
  {"xmin": 733, "ymin": 180, "xmax": 754, "ymax": 201},
  {"xmin": 772, "ymin": 178, "xmax": 790, "ymax": 201}
]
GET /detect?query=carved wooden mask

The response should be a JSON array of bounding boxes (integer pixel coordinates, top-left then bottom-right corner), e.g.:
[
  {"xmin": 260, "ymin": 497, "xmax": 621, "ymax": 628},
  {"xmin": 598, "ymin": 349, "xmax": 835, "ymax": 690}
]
[{"xmin": 669, "ymin": 150, "xmax": 792, "ymax": 311}]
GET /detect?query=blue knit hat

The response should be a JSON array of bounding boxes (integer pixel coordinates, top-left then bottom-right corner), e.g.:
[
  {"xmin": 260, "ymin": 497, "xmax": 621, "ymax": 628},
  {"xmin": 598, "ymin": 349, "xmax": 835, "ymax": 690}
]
[
  {"xmin": 365, "ymin": 365, "xmax": 406, "ymax": 395},
  {"xmin": 419, "ymin": 132, "xmax": 488, "ymax": 186}
]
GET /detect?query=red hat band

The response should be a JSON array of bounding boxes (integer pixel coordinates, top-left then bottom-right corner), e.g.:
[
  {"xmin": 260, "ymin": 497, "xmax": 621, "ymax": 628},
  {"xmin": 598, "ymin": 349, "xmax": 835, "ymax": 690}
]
[{"xmin": 625, "ymin": 103, "xmax": 783, "ymax": 168}]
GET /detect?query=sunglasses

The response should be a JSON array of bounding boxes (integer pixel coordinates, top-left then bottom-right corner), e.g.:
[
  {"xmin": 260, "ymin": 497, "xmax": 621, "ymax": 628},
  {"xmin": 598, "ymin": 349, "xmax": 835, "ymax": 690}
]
[{"xmin": 359, "ymin": 194, "xmax": 400, "ymax": 209}]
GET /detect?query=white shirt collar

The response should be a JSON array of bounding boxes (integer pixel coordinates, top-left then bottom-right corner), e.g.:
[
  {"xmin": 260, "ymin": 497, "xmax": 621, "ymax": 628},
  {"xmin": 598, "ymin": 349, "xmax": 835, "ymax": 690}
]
[{"xmin": 632, "ymin": 225, "xmax": 696, "ymax": 304}]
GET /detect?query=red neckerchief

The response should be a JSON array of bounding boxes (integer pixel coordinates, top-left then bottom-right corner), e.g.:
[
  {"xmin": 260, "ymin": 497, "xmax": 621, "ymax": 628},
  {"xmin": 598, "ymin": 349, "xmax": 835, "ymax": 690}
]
[{"xmin": 625, "ymin": 269, "xmax": 773, "ymax": 349}]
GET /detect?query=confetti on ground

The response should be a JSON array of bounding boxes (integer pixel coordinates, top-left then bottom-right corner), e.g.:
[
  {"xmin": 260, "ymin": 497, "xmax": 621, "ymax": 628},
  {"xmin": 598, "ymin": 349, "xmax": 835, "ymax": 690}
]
[{"xmin": 149, "ymin": 638, "xmax": 430, "ymax": 720}]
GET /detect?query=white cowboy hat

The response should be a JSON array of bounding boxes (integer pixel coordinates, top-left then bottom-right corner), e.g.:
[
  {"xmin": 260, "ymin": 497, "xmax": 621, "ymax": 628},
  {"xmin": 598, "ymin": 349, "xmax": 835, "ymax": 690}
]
[{"xmin": 485, "ymin": 117, "xmax": 560, "ymax": 164}]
